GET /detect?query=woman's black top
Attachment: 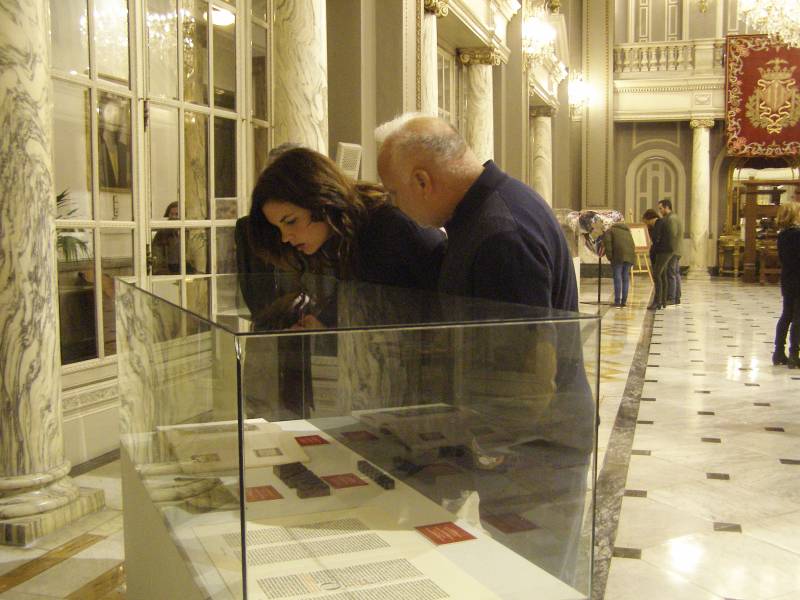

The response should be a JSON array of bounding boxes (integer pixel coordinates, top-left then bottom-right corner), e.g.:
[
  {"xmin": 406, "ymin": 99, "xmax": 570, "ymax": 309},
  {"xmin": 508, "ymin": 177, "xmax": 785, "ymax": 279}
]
[{"xmin": 353, "ymin": 204, "xmax": 446, "ymax": 290}]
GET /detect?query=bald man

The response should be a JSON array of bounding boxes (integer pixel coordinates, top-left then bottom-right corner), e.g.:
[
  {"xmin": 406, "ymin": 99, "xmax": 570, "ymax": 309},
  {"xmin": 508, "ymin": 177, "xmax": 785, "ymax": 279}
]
[
  {"xmin": 376, "ymin": 115, "xmax": 592, "ymax": 586},
  {"xmin": 376, "ymin": 114, "xmax": 578, "ymax": 312}
]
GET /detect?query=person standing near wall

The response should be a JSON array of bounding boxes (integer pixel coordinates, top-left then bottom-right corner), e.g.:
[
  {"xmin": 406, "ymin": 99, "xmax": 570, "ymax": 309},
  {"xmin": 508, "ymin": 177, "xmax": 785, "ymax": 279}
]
[
  {"xmin": 646, "ymin": 207, "xmax": 670, "ymax": 310},
  {"xmin": 659, "ymin": 199, "xmax": 683, "ymax": 305},
  {"xmin": 603, "ymin": 220, "xmax": 636, "ymax": 308},
  {"xmin": 773, "ymin": 202, "xmax": 800, "ymax": 368}
]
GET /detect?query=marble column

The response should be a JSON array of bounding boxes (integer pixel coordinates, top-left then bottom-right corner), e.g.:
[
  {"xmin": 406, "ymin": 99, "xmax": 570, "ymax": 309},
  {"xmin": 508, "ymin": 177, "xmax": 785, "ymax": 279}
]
[
  {"xmin": 421, "ymin": 0, "xmax": 449, "ymax": 115},
  {"xmin": 690, "ymin": 119, "xmax": 714, "ymax": 272},
  {"xmin": 273, "ymin": 0, "xmax": 328, "ymax": 153},
  {"xmin": 0, "ymin": 0, "xmax": 102, "ymax": 546},
  {"xmin": 531, "ymin": 106, "xmax": 555, "ymax": 206},
  {"xmin": 459, "ymin": 47, "xmax": 503, "ymax": 163}
]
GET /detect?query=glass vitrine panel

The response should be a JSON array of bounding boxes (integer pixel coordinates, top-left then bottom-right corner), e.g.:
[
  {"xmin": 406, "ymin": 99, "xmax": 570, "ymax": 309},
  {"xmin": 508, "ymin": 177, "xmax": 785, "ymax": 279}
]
[
  {"xmin": 94, "ymin": 0, "xmax": 130, "ymax": 84},
  {"xmin": 49, "ymin": 0, "xmax": 89, "ymax": 76},
  {"xmin": 146, "ymin": 0, "xmax": 179, "ymax": 99},
  {"xmin": 118, "ymin": 274, "xmax": 599, "ymax": 600},
  {"xmin": 185, "ymin": 111, "xmax": 209, "ymax": 219},
  {"xmin": 58, "ymin": 229, "xmax": 97, "ymax": 364},
  {"xmin": 149, "ymin": 105, "xmax": 180, "ymax": 220},
  {"xmin": 53, "ymin": 81, "xmax": 93, "ymax": 220},
  {"xmin": 213, "ymin": 7, "xmax": 237, "ymax": 110},
  {"xmin": 251, "ymin": 24, "xmax": 268, "ymax": 121},
  {"xmin": 182, "ymin": 0, "xmax": 209, "ymax": 106}
]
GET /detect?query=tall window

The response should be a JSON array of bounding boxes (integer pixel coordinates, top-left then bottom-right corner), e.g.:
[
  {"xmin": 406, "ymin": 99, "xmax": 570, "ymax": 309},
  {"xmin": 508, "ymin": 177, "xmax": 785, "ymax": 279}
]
[
  {"xmin": 50, "ymin": 0, "xmax": 270, "ymax": 371},
  {"xmin": 437, "ymin": 46, "xmax": 459, "ymax": 127}
]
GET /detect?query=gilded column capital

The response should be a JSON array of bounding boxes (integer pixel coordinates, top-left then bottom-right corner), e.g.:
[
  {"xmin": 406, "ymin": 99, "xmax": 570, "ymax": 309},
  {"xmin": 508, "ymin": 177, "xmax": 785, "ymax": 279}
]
[
  {"xmin": 458, "ymin": 47, "xmax": 506, "ymax": 66},
  {"xmin": 530, "ymin": 105, "xmax": 557, "ymax": 118},
  {"xmin": 690, "ymin": 118, "xmax": 715, "ymax": 129},
  {"xmin": 424, "ymin": 0, "xmax": 449, "ymax": 17}
]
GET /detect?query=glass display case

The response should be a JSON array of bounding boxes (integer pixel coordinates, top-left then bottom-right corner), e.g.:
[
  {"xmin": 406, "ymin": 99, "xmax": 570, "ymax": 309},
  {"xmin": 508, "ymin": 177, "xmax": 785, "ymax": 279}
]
[{"xmin": 117, "ymin": 273, "xmax": 600, "ymax": 600}]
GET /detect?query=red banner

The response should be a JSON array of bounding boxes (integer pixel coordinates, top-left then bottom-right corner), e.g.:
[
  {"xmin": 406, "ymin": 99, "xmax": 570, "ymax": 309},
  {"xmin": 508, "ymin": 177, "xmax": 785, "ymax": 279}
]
[{"xmin": 726, "ymin": 35, "xmax": 800, "ymax": 157}]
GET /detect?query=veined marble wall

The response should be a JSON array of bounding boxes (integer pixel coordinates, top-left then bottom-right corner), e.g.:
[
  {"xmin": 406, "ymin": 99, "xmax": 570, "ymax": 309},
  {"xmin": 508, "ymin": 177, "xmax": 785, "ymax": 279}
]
[{"xmin": 274, "ymin": 0, "xmax": 329, "ymax": 152}]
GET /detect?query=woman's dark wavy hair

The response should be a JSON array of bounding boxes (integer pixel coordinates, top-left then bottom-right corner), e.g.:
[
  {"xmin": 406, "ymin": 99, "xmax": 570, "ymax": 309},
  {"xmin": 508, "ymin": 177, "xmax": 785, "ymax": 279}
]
[{"xmin": 248, "ymin": 147, "xmax": 388, "ymax": 278}]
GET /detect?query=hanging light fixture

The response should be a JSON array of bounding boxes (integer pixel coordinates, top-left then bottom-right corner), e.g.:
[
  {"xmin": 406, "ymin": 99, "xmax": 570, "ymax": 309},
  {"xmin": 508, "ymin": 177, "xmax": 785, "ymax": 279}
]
[
  {"xmin": 568, "ymin": 73, "xmax": 596, "ymax": 118},
  {"xmin": 739, "ymin": 0, "xmax": 800, "ymax": 48},
  {"xmin": 521, "ymin": 8, "xmax": 557, "ymax": 63}
]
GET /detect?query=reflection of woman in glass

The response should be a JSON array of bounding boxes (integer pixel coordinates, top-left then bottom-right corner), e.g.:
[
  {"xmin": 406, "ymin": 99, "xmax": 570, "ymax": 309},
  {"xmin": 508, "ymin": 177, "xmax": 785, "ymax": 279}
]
[
  {"xmin": 248, "ymin": 148, "xmax": 445, "ymax": 289},
  {"xmin": 151, "ymin": 202, "xmax": 180, "ymax": 274},
  {"xmin": 98, "ymin": 96, "xmax": 131, "ymax": 190}
]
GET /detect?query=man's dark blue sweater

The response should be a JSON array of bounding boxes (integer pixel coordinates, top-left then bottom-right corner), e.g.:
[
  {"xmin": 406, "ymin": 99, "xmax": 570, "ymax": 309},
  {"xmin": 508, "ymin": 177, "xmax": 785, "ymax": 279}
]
[{"xmin": 438, "ymin": 160, "xmax": 578, "ymax": 311}]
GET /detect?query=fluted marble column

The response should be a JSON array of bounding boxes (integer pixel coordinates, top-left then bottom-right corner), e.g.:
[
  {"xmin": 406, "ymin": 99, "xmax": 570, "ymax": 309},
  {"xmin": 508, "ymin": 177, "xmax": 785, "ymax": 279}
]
[
  {"xmin": 531, "ymin": 106, "xmax": 555, "ymax": 206},
  {"xmin": 690, "ymin": 119, "xmax": 714, "ymax": 271},
  {"xmin": 421, "ymin": 0, "xmax": 448, "ymax": 115},
  {"xmin": 459, "ymin": 47, "xmax": 503, "ymax": 163},
  {"xmin": 0, "ymin": 0, "xmax": 102, "ymax": 546},
  {"xmin": 273, "ymin": 0, "xmax": 328, "ymax": 153}
]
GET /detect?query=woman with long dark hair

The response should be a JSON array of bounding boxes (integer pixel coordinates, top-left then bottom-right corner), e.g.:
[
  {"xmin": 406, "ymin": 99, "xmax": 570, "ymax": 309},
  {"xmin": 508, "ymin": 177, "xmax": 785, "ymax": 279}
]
[{"xmin": 248, "ymin": 147, "xmax": 445, "ymax": 289}]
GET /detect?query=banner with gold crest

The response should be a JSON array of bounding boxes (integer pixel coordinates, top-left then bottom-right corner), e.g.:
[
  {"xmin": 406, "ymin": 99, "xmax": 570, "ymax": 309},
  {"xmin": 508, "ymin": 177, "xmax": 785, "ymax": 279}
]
[{"xmin": 726, "ymin": 35, "xmax": 800, "ymax": 157}]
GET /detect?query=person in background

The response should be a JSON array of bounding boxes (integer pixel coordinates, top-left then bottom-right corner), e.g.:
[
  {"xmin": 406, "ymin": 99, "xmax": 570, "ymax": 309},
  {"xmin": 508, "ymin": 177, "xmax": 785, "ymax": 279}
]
[
  {"xmin": 642, "ymin": 208, "xmax": 660, "ymax": 267},
  {"xmin": 603, "ymin": 219, "xmax": 636, "ymax": 308},
  {"xmin": 659, "ymin": 199, "xmax": 683, "ymax": 305},
  {"xmin": 151, "ymin": 201, "xmax": 181, "ymax": 275},
  {"xmin": 645, "ymin": 205, "xmax": 671, "ymax": 310},
  {"xmin": 773, "ymin": 202, "xmax": 800, "ymax": 368},
  {"xmin": 249, "ymin": 146, "xmax": 445, "ymax": 290}
]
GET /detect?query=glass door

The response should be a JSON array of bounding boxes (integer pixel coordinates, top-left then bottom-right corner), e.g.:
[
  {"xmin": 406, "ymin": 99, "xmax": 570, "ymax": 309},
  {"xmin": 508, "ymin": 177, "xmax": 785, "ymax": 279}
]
[{"xmin": 144, "ymin": 0, "xmax": 247, "ymax": 318}]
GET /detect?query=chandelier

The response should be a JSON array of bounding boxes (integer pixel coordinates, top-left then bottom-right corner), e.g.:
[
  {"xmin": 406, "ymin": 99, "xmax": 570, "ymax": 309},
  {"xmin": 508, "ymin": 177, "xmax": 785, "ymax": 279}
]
[{"xmin": 739, "ymin": 0, "xmax": 800, "ymax": 48}]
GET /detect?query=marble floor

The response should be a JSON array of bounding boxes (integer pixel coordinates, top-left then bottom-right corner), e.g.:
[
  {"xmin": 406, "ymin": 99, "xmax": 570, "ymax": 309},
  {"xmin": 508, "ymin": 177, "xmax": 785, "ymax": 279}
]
[{"xmin": 1, "ymin": 273, "xmax": 798, "ymax": 599}]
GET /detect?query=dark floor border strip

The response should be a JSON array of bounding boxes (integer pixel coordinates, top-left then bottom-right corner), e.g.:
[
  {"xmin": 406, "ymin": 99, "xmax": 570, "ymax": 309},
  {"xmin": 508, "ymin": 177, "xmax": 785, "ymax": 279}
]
[
  {"xmin": 591, "ymin": 308, "xmax": 656, "ymax": 600},
  {"xmin": 69, "ymin": 449, "xmax": 120, "ymax": 478}
]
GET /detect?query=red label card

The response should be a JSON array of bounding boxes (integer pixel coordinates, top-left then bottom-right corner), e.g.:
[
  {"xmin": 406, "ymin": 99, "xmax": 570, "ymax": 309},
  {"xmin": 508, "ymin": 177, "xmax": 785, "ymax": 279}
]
[
  {"xmin": 245, "ymin": 485, "xmax": 283, "ymax": 502},
  {"xmin": 415, "ymin": 522, "xmax": 475, "ymax": 545},
  {"xmin": 294, "ymin": 435, "xmax": 329, "ymax": 446},
  {"xmin": 421, "ymin": 463, "xmax": 461, "ymax": 477},
  {"xmin": 483, "ymin": 513, "xmax": 538, "ymax": 534},
  {"xmin": 342, "ymin": 430, "xmax": 379, "ymax": 442},
  {"xmin": 322, "ymin": 473, "xmax": 369, "ymax": 489}
]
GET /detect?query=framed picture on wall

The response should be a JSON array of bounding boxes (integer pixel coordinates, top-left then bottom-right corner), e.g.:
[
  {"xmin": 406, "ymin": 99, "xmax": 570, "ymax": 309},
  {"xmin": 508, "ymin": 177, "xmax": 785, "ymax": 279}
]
[{"xmin": 97, "ymin": 92, "xmax": 132, "ymax": 192}]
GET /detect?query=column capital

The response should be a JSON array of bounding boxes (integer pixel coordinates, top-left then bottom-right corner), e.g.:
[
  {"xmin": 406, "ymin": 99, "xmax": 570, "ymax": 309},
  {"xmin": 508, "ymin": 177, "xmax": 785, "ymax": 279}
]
[
  {"xmin": 424, "ymin": 0, "xmax": 449, "ymax": 17},
  {"xmin": 690, "ymin": 118, "xmax": 715, "ymax": 129},
  {"xmin": 458, "ymin": 46, "xmax": 506, "ymax": 66},
  {"xmin": 530, "ymin": 105, "xmax": 556, "ymax": 118}
]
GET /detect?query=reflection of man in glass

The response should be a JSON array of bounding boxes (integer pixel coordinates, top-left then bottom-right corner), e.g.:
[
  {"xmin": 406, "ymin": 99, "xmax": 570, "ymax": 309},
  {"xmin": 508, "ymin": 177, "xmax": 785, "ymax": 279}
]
[{"xmin": 98, "ymin": 96, "xmax": 131, "ymax": 189}]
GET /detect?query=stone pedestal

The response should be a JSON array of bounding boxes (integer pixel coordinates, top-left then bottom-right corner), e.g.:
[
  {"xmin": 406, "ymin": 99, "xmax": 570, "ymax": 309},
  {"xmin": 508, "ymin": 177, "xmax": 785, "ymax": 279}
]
[
  {"xmin": 531, "ymin": 106, "xmax": 555, "ymax": 206},
  {"xmin": 0, "ymin": 0, "xmax": 103, "ymax": 546},
  {"xmin": 273, "ymin": 0, "xmax": 328, "ymax": 152},
  {"xmin": 690, "ymin": 119, "xmax": 713, "ymax": 271},
  {"xmin": 459, "ymin": 47, "xmax": 504, "ymax": 163}
]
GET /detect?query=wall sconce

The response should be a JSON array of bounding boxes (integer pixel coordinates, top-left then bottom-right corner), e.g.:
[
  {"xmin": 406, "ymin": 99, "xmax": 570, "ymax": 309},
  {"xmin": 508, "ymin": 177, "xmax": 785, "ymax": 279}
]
[
  {"xmin": 522, "ymin": 9, "xmax": 556, "ymax": 67},
  {"xmin": 697, "ymin": 0, "xmax": 709, "ymax": 13},
  {"xmin": 568, "ymin": 73, "xmax": 596, "ymax": 118}
]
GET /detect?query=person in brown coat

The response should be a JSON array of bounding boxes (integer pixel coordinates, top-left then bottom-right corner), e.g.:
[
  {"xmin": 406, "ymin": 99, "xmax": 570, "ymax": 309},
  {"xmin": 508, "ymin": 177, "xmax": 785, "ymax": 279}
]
[{"xmin": 603, "ymin": 220, "xmax": 636, "ymax": 307}]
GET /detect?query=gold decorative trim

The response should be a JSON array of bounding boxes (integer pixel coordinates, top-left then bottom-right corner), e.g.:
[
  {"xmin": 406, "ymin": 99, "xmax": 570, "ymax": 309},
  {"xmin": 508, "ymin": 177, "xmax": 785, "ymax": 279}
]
[
  {"xmin": 424, "ymin": 0, "xmax": 449, "ymax": 17},
  {"xmin": 690, "ymin": 118, "xmax": 715, "ymax": 129},
  {"xmin": 531, "ymin": 105, "xmax": 557, "ymax": 118},
  {"xmin": 458, "ymin": 47, "xmax": 506, "ymax": 66}
]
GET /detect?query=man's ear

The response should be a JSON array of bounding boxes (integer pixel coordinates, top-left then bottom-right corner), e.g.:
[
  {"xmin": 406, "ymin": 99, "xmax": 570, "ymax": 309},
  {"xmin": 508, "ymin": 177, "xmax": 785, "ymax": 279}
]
[{"xmin": 412, "ymin": 169, "xmax": 432, "ymax": 198}]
